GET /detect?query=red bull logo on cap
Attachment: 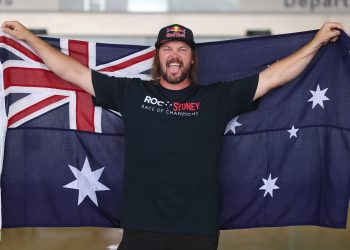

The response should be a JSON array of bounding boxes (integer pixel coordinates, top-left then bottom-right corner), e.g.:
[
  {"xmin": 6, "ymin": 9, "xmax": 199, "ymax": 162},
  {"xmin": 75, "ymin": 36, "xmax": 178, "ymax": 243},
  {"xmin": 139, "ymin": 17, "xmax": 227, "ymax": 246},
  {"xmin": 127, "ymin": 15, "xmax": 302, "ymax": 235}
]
[{"xmin": 166, "ymin": 25, "xmax": 186, "ymax": 38}]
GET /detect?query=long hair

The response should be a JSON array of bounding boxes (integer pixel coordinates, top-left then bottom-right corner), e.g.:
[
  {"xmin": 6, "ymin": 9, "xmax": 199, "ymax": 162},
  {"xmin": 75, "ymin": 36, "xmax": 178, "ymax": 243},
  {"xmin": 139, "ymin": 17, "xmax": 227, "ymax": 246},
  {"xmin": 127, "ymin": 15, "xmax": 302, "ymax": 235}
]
[{"xmin": 151, "ymin": 49, "xmax": 198, "ymax": 85}]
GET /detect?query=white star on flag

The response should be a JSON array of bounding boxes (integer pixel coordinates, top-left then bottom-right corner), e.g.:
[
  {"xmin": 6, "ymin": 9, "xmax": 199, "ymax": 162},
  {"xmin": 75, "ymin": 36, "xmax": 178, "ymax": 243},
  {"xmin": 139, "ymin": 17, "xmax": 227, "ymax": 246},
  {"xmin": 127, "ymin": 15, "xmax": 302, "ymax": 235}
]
[
  {"xmin": 287, "ymin": 125, "xmax": 299, "ymax": 138},
  {"xmin": 224, "ymin": 116, "xmax": 242, "ymax": 135},
  {"xmin": 307, "ymin": 84, "xmax": 330, "ymax": 109},
  {"xmin": 63, "ymin": 157, "xmax": 110, "ymax": 206},
  {"xmin": 259, "ymin": 173, "xmax": 280, "ymax": 197}
]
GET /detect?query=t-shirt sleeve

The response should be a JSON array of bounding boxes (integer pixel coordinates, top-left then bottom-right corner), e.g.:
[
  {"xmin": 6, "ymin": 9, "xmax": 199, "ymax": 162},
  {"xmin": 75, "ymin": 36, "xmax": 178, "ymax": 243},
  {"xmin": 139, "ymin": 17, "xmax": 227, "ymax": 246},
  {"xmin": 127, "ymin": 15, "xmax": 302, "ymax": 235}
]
[
  {"xmin": 91, "ymin": 70, "xmax": 133, "ymax": 112},
  {"xmin": 223, "ymin": 73, "xmax": 260, "ymax": 119}
]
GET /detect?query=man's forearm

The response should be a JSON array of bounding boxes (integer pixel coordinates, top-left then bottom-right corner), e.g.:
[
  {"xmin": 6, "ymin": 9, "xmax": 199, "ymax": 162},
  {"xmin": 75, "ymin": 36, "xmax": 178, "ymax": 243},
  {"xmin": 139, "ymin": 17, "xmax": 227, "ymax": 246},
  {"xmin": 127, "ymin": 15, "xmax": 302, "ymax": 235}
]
[
  {"xmin": 260, "ymin": 39, "xmax": 320, "ymax": 90},
  {"xmin": 26, "ymin": 35, "xmax": 87, "ymax": 80},
  {"xmin": 25, "ymin": 34, "xmax": 94, "ymax": 95}
]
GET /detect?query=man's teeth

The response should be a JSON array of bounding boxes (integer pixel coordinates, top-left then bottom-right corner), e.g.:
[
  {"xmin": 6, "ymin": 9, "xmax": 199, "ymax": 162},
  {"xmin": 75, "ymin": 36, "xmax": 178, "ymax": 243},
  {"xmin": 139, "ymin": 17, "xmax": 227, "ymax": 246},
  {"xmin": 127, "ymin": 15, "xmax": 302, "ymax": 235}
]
[{"xmin": 169, "ymin": 63, "xmax": 180, "ymax": 66}]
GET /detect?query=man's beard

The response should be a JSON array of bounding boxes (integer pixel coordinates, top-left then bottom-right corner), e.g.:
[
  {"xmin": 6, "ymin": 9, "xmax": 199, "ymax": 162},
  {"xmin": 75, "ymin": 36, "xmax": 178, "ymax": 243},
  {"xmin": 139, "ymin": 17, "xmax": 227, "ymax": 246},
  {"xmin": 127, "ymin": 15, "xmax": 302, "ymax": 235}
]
[
  {"xmin": 161, "ymin": 70, "xmax": 188, "ymax": 85},
  {"xmin": 161, "ymin": 59, "xmax": 190, "ymax": 85}
]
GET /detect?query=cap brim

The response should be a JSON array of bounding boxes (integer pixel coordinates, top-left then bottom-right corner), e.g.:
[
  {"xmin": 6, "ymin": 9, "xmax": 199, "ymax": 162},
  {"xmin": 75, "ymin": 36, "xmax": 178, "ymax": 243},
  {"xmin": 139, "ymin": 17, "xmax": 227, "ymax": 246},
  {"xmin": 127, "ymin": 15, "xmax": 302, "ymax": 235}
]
[{"xmin": 155, "ymin": 38, "xmax": 196, "ymax": 49}]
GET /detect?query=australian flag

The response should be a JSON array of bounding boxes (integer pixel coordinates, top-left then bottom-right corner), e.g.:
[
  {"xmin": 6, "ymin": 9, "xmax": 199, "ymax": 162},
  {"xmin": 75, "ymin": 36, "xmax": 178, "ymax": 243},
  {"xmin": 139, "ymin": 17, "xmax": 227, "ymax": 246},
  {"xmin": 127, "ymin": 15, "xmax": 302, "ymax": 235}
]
[{"xmin": 0, "ymin": 30, "xmax": 350, "ymax": 230}]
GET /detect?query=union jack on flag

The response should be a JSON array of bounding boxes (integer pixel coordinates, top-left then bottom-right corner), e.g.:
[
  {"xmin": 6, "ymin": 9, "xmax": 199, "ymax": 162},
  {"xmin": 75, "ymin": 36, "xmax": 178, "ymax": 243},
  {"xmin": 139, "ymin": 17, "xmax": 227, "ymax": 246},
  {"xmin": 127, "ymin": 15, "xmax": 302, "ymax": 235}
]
[{"xmin": 1, "ymin": 32, "xmax": 155, "ymax": 133}]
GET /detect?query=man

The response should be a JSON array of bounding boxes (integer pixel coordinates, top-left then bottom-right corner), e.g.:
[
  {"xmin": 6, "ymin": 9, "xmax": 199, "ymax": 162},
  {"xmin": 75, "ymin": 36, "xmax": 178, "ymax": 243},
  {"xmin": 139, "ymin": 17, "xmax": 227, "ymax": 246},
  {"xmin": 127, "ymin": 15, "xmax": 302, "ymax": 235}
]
[{"xmin": 1, "ymin": 21, "xmax": 344, "ymax": 250}]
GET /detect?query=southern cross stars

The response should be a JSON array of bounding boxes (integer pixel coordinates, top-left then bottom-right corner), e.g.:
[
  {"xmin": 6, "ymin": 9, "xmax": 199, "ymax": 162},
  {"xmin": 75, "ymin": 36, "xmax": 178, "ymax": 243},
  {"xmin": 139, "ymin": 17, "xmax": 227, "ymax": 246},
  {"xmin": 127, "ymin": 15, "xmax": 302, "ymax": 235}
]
[
  {"xmin": 224, "ymin": 116, "xmax": 242, "ymax": 135},
  {"xmin": 307, "ymin": 84, "xmax": 330, "ymax": 109},
  {"xmin": 259, "ymin": 173, "xmax": 280, "ymax": 198},
  {"xmin": 63, "ymin": 157, "xmax": 110, "ymax": 206}
]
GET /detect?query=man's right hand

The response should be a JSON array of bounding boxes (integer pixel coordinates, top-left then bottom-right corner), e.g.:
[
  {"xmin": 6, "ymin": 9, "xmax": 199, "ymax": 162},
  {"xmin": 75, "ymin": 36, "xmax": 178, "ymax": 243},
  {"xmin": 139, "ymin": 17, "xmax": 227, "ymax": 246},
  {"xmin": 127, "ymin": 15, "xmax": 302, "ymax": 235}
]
[{"xmin": 1, "ymin": 21, "xmax": 34, "ymax": 42}]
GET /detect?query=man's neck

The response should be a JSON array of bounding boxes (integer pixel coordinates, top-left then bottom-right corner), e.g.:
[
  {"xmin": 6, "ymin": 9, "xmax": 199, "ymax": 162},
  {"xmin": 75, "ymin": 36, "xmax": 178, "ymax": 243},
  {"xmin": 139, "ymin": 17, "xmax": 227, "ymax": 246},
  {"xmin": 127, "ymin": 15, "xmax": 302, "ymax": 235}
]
[{"xmin": 159, "ymin": 77, "xmax": 191, "ymax": 90}]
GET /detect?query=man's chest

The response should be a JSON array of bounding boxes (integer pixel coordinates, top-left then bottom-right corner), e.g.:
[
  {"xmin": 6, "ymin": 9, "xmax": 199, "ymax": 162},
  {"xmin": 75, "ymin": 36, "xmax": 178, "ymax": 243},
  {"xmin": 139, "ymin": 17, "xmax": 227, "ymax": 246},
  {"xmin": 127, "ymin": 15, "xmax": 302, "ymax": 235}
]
[{"xmin": 122, "ymin": 89, "xmax": 223, "ymax": 122}]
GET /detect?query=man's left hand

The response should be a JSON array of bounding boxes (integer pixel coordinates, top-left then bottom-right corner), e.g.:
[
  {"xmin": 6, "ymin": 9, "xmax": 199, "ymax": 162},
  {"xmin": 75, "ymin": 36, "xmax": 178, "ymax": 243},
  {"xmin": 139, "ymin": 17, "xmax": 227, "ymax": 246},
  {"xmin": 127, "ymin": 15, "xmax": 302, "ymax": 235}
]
[{"xmin": 312, "ymin": 22, "xmax": 344, "ymax": 47}]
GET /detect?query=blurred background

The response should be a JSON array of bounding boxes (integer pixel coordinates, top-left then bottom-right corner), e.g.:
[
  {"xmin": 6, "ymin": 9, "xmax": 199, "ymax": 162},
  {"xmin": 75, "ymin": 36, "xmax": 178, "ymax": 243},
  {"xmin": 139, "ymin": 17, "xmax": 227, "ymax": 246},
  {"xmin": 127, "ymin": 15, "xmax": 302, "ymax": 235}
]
[
  {"xmin": 1, "ymin": 0, "xmax": 350, "ymax": 249},
  {"xmin": 1, "ymin": 0, "xmax": 350, "ymax": 43}
]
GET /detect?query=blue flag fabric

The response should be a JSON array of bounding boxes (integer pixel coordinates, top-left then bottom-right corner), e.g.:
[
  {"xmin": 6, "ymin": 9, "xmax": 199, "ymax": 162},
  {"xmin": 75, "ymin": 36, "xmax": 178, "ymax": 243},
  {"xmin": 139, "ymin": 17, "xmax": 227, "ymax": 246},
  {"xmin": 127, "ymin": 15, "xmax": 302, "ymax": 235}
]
[{"xmin": 0, "ymin": 30, "xmax": 350, "ymax": 230}]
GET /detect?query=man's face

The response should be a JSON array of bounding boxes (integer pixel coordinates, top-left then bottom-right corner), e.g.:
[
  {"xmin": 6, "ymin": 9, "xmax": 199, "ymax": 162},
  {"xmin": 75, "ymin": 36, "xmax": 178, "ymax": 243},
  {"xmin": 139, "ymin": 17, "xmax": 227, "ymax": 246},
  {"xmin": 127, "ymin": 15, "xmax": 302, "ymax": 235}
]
[{"xmin": 158, "ymin": 41, "xmax": 193, "ymax": 85}]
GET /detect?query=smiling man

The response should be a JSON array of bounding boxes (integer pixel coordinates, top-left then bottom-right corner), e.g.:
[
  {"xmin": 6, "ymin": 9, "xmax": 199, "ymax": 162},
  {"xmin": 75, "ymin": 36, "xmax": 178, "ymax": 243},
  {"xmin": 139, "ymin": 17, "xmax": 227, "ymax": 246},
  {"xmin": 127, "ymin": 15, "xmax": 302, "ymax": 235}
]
[
  {"xmin": 154, "ymin": 25, "xmax": 196, "ymax": 88},
  {"xmin": 1, "ymin": 21, "xmax": 344, "ymax": 250}
]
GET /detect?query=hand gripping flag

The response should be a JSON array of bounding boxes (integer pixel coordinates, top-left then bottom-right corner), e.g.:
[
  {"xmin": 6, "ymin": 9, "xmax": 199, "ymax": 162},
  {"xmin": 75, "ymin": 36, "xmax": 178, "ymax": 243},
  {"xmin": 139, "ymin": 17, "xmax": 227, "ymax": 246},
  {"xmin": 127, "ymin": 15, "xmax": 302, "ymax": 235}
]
[{"xmin": 0, "ymin": 30, "xmax": 350, "ymax": 230}]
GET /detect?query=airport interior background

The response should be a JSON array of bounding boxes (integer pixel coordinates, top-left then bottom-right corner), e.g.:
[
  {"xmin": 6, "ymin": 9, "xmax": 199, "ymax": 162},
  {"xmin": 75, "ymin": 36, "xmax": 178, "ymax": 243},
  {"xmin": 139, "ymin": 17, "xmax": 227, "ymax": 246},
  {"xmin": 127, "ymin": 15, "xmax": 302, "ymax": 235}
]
[{"xmin": 1, "ymin": 0, "xmax": 350, "ymax": 249}]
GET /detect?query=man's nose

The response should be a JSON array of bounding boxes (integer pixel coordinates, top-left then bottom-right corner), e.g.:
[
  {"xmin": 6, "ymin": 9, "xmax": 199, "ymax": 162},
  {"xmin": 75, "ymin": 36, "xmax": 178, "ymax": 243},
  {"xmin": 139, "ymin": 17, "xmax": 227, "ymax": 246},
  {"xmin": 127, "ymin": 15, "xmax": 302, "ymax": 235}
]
[{"xmin": 170, "ymin": 51, "xmax": 180, "ymax": 58}]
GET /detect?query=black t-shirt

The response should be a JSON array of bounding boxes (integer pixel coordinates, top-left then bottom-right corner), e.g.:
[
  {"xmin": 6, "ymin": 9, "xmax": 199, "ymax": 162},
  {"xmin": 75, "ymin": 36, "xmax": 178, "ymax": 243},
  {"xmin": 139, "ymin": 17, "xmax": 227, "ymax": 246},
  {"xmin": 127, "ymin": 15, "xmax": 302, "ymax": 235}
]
[{"xmin": 91, "ymin": 70, "xmax": 259, "ymax": 235}]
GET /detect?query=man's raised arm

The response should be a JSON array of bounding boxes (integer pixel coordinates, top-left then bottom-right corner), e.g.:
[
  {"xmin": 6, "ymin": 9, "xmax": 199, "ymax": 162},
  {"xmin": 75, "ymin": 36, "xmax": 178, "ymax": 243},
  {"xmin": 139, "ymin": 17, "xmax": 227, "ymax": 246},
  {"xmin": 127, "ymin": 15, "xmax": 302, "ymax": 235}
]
[
  {"xmin": 1, "ymin": 20, "xmax": 95, "ymax": 96},
  {"xmin": 255, "ymin": 22, "xmax": 344, "ymax": 101}
]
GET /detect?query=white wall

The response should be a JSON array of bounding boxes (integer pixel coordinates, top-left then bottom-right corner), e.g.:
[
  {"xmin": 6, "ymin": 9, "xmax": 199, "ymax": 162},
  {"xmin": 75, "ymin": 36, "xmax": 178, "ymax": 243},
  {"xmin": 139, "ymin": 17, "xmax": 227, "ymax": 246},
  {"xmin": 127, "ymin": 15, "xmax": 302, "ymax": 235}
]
[{"xmin": 0, "ymin": 12, "xmax": 349, "ymax": 40}]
